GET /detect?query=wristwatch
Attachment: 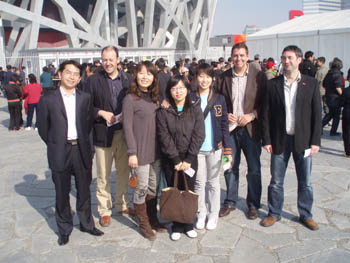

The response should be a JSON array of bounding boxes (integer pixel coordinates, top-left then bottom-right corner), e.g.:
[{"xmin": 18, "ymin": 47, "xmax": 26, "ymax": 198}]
[{"xmin": 249, "ymin": 113, "xmax": 255, "ymax": 120}]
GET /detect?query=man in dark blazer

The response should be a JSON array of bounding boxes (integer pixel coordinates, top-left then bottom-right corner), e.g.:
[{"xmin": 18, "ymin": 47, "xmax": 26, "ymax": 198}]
[
  {"xmin": 37, "ymin": 60, "xmax": 104, "ymax": 246},
  {"xmin": 261, "ymin": 45, "xmax": 322, "ymax": 230},
  {"xmin": 216, "ymin": 42, "xmax": 266, "ymax": 219},
  {"xmin": 84, "ymin": 46, "xmax": 132, "ymax": 227}
]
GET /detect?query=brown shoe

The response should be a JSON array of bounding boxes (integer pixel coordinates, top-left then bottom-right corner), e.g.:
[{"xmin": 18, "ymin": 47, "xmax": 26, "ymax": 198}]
[
  {"xmin": 100, "ymin": 216, "xmax": 111, "ymax": 227},
  {"xmin": 261, "ymin": 216, "xmax": 280, "ymax": 227},
  {"xmin": 247, "ymin": 207, "xmax": 258, "ymax": 220},
  {"xmin": 121, "ymin": 208, "xmax": 136, "ymax": 216},
  {"xmin": 300, "ymin": 218, "xmax": 319, "ymax": 231},
  {"xmin": 219, "ymin": 206, "xmax": 235, "ymax": 217},
  {"xmin": 146, "ymin": 195, "xmax": 167, "ymax": 233},
  {"xmin": 134, "ymin": 203, "xmax": 157, "ymax": 241}
]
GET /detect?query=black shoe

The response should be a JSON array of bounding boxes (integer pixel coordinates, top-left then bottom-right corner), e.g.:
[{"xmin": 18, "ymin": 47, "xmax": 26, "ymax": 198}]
[
  {"xmin": 80, "ymin": 225, "xmax": 104, "ymax": 236},
  {"xmin": 330, "ymin": 132, "xmax": 341, "ymax": 136},
  {"xmin": 58, "ymin": 234, "xmax": 69, "ymax": 246}
]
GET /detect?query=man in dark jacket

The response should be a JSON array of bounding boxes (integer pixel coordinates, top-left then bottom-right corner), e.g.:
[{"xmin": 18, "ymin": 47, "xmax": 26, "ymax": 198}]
[
  {"xmin": 84, "ymin": 46, "xmax": 132, "ymax": 227},
  {"xmin": 261, "ymin": 45, "xmax": 321, "ymax": 230},
  {"xmin": 299, "ymin": 51, "xmax": 317, "ymax": 77},
  {"xmin": 322, "ymin": 57, "xmax": 344, "ymax": 136},
  {"xmin": 216, "ymin": 43, "xmax": 266, "ymax": 220},
  {"xmin": 37, "ymin": 60, "xmax": 104, "ymax": 246}
]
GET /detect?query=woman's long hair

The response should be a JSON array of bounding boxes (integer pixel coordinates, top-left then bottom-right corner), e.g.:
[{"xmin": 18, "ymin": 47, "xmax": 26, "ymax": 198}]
[
  {"xmin": 166, "ymin": 74, "xmax": 192, "ymax": 113},
  {"xmin": 128, "ymin": 61, "xmax": 159, "ymax": 103}
]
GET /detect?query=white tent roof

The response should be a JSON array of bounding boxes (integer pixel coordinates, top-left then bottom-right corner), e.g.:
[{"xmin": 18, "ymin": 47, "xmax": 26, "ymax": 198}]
[{"xmin": 248, "ymin": 10, "xmax": 350, "ymax": 39}]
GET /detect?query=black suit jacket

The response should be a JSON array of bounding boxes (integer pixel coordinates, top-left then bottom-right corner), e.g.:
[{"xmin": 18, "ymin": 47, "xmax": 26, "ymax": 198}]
[
  {"xmin": 261, "ymin": 74, "xmax": 322, "ymax": 155},
  {"xmin": 83, "ymin": 70, "xmax": 129, "ymax": 147},
  {"xmin": 215, "ymin": 65, "xmax": 266, "ymax": 141},
  {"xmin": 37, "ymin": 88, "xmax": 93, "ymax": 172}
]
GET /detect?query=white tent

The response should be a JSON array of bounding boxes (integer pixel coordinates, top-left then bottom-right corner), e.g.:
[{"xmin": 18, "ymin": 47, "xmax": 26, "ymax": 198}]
[{"xmin": 246, "ymin": 10, "xmax": 350, "ymax": 73}]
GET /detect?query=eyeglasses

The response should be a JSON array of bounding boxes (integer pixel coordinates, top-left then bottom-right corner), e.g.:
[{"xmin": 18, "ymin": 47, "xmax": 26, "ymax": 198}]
[
  {"xmin": 171, "ymin": 86, "xmax": 186, "ymax": 92},
  {"xmin": 63, "ymin": 70, "xmax": 80, "ymax": 78}
]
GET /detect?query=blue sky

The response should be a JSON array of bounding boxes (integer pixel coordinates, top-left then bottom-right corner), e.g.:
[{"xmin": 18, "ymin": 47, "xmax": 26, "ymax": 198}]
[{"xmin": 212, "ymin": 0, "xmax": 303, "ymax": 36}]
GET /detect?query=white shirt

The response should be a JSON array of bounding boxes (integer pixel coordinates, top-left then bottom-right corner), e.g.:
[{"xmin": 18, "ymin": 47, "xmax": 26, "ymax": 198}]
[
  {"xmin": 60, "ymin": 87, "xmax": 78, "ymax": 140},
  {"xmin": 231, "ymin": 65, "xmax": 248, "ymax": 117},
  {"xmin": 284, "ymin": 72, "xmax": 301, "ymax": 135}
]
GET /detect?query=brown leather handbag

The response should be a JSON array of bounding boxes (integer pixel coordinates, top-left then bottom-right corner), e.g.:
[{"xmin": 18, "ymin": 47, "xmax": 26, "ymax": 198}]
[{"xmin": 159, "ymin": 171, "xmax": 198, "ymax": 224}]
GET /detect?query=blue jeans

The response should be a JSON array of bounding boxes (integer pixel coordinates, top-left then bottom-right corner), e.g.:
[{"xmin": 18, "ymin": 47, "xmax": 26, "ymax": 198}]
[
  {"xmin": 268, "ymin": 135, "xmax": 313, "ymax": 220},
  {"xmin": 223, "ymin": 126, "xmax": 262, "ymax": 209},
  {"xmin": 26, "ymin": 103, "xmax": 38, "ymax": 128}
]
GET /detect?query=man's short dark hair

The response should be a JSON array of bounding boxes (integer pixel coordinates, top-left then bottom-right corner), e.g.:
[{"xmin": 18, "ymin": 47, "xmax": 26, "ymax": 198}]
[
  {"xmin": 155, "ymin": 58, "xmax": 166, "ymax": 70},
  {"xmin": 317, "ymin": 57, "xmax": 325, "ymax": 64},
  {"xmin": 6, "ymin": 65, "xmax": 11, "ymax": 70},
  {"xmin": 305, "ymin": 51, "xmax": 314, "ymax": 60},
  {"xmin": 331, "ymin": 57, "xmax": 343, "ymax": 70},
  {"xmin": 58, "ymin": 60, "xmax": 83, "ymax": 76},
  {"xmin": 231, "ymin": 42, "xmax": 249, "ymax": 56},
  {"xmin": 254, "ymin": 54, "xmax": 260, "ymax": 60},
  {"xmin": 42, "ymin": 66, "xmax": 49, "ymax": 72},
  {"xmin": 282, "ymin": 45, "xmax": 303, "ymax": 58},
  {"xmin": 101, "ymin": 45, "xmax": 119, "ymax": 58},
  {"xmin": 185, "ymin": 58, "xmax": 190, "ymax": 64},
  {"xmin": 218, "ymin": 57, "xmax": 225, "ymax": 63}
]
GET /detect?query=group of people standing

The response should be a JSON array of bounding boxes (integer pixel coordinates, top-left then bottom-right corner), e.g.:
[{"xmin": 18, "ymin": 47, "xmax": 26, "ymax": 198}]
[{"xmin": 34, "ymin": 42, "xmax": 322, "ymax": 246}]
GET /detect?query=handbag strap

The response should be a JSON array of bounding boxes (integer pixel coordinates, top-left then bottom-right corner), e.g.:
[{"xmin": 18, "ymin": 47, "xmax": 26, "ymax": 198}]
[
  {"xmin": 203, "ymin": 92, "xmax": 218, "ymax": 119},
  {"xmin": 173, "ymin": 170, "xmax": 190, "ymax": 191}
]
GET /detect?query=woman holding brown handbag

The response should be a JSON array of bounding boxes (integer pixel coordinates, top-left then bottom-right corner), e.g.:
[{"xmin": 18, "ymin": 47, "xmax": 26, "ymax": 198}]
[{"xmin": 156, "ymin": 75, "xmax": 205, "ymax": 241}]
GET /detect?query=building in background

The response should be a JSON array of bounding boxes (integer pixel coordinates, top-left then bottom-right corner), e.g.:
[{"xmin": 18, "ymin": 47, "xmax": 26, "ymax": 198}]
[
  {"xmin": 302, "ymin": 0, "xmax": 350, "ymax": 14},
  {"xmin": 0, "ymin": 0, "xmax": 217, "ymax": 73}
]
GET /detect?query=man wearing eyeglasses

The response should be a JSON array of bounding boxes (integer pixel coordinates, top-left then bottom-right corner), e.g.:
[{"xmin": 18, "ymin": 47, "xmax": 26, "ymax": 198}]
[{"xmin": 37, "ymin": 60, "xmax": 104, "ymax": 246}]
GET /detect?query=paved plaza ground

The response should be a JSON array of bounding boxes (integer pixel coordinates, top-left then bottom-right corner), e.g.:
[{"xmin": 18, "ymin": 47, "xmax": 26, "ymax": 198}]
[{"xmin": 0, "ymin": 96, "xmax": 350, "ymax": 263}]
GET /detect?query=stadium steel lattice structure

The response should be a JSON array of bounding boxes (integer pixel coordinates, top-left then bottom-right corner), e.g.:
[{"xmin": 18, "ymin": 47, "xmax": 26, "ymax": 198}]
[{"xmin": 0, "ymin": 0, "xmax": 218, "ymax": 66}]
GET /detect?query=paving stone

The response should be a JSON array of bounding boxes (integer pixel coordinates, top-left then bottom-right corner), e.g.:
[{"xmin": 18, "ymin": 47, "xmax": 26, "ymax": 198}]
[
  {"xmin": 329, "ymin": 213, "xmax": 350, "ymax": 230},
  {"xmin": 297, "ymin": 224, "xmax": 349, "ymax": 241},
  {"xmin": 152, "ymin": 232, "xmax": 198, "ymax": 254},
  {"xmin": 198, "ymin": 247, "xmax": 232, "ymax": 256},
  {"xmin": 182, "ymin": 255, "xmax": 213, "ymax": 263},
  {"xmin": 298, "ymin": 248, "xmax": 350, "ymax": 263},
  {"xmin": 0, "ymin": 239, "xmax": 27, "ymax": 261},
  {"xmin": 242, "ymin": 229, "xmax": 297, "ymax": 249},
  {"xmin": 317, "ymin": 179, "xmax": 346, "ymax": 195},
  {"xmin": 39, "ymin": 248, "xmax": 78, "ymax": 263},
  {"xmin": 312, "ymin": 183, "xmax": 335, "ymax": 204},
  {"xmin": 101, "ymin": 227, "xmax": 152, "ymax": 249},
  {"xmin": 76, "ymin": 243, "xmax": 126, "ymax": 262},
  {"xmin": 1, "ymin": 250, "xmax": 38, "ymax": 263},
  {"xmin": 15, "ymin": 208, "xmax": 46, "ymax": 238},
  {"xmin": 212, "ymin": 255, "xmax": 230, "ymax": 263},
  {"xmin": 322, "ymin": 196, "xmax": 350, "ymax": 214},
  {"xmin": 200, "ymin": 221, "xmax": 242, "ymax": 249},
  {"xmin": 324, "ymin": 172, "xmax": 350, "ymax": 191},
  {"xmin": 277, "ymin": 239, "xmax": 337, "ymax": 262},
  {"xmin": 343, "ymin": 240, "xmax": 350, "ymax": 251},
  {"xmin": 30, "ymin": 234, "xmax": 57, "ymax": 254},
  {"xmin": 229, "ymin": 236, "xmax": 278, "ymax": 263},
  {"xmin": 123, "ymin": 249, "xmax": 175, "ymax": 263}
]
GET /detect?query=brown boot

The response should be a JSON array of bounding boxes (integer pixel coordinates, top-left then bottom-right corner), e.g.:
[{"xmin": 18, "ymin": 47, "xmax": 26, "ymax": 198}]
[
  {"xmin": 146, "ymin": 195, "xmax": 167, "ymax": 233},
  {"xmin": 134, "ymin": 203, "xmax": 156, "ymax": 240}
]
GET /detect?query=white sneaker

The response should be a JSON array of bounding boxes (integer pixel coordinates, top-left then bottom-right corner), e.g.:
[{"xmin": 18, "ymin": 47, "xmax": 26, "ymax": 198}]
[
  {"xmin": 170, "ymin": 232, "xmax": 181, "ymax": 241},
  {"xmin": 195, "ymin": 218, "xmax": 205, "ymax": 230},
  {"xmin": 25, "ymin": 127, "xmax": 31, "ymax": 131},
  {"xmin": 185, "ymin": 230, "xmax": 197, "ymax": 238},
  {"xmin": 34, "ymin": 127, "xmax": 38, "ymax": 131},
  {"xmin": 206, "ymin": 218, "xmax": 218, "ymax": 230}
]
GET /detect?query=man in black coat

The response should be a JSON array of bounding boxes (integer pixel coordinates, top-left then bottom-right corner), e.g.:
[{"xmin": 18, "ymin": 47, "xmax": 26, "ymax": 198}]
[
  {"xmin": 299, "ymin": 50, "xmax": 317, "ymax": 77},
  {"xmin": 261, "ymin": 45, "xmax": 322, "ymax": 230},
  {"xmin": 37, "ymin": 60, "xmax": 104, "ymax": 246}
]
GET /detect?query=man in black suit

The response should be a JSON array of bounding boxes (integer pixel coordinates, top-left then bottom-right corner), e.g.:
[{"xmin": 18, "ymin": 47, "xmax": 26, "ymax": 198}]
[
  {"xmin": 37, "ymin": 60, "xmax": 104, "ymax": 246},
  {"xmin": 261, "ymin": 45, "xmax": 322, "ymax": 230}
]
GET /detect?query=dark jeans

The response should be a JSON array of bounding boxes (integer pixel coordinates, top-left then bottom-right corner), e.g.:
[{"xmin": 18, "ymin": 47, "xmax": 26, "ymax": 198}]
[
  {"xmin": 26, "ymin": 103, "xmax": 38, "ymax": 128},
  {"xmin": 268, "ymin": 135, "xmax": 313, "ymax": 220},
  {"xmin": 322, "ymin": 105, "xmax": 341, "ymax": 134},
  {"xmin": 8, "ymin": 101, "xmax": 22, "ymax": 130},
  {"xmin": 223, "ymin": 126, "xmax": 262, "ymax": 209},
  {"xmin": 342, "ymin": 108, "xmax": 350, "ymax": 155}
]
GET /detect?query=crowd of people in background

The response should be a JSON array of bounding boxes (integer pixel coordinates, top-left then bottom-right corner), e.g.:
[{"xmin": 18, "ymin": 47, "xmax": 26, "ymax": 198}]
[{"xmin": 0, "ymin": 43, "xmax": 349, "ymax": 245}]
